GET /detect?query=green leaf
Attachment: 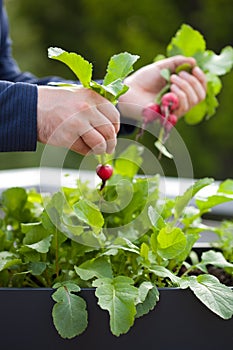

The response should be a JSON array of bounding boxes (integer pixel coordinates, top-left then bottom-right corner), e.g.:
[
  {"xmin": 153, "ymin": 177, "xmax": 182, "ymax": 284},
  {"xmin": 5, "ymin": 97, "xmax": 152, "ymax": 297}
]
[
  {"xmin": 149, "ymin": 265, "xmax": 181, "ymax": 285},
  {"xmin": 167, "ymin": 24, "xmax": 206, "ymax": 57},
  {"xmin": 25, "ymin": 235, "xmax": 52, "ymax": 254},
  {"xmin": 175, "ymin": 232, "xmax": 200, "ymax": 263},
  {"xmin": 175, "ymin": 63, "xmax": 192, "ymax": 74},
  {"xmin": 1, "ymin": 187, "xmax": 27, "ymax": 217},
  {"xmin": 154, "ymin": 140, "xmax": 173, "ymax": 159},
  {"xmin": 22, "ymin": 223, "xmax": 53, "ymax": 253},
  {"xmin": 103, "ymin": 52, "xmax": 140, "ymax": 85},
  {"xmin": 160, "ymin": 68, "xmax": 170, "ymax": 81},
  {"xmin": 28, "ymin": 261, "xmax": 47, "ymax": 275},
  {"xmin": 74, "ymin": 256, "xmax": 113, "ymax": 280},
  {"xmin": 90, "ymin": 79, "xmax": 129, "ymax": 103},
  {"xmin": 114, "ymin": 144, "xmax": 144, "ymax": 178},
  {"xmin": 204, "ymin": 82, "xmax": 220, "ymax": 118},
  {"xmin": 196, "ymin": 193, "xmax": 233, "ymax": 212},
  {"xmin": 140, "ymin": 242, "xmax": 150, "ymax": 261},
  {"xmin": 48, "ymin": 47, "xmax": 92, "ymax": 87},
  {"xmin": 184, "ymin": 100, "xmax": 207, "ymax": 124},
  {"xmin": 174, "ymin": 178, "xmax": 214, "ymax": 219},
  {"xmin": 45, "ymin": 191, "xmax": 66, "ymax": 225},
  {"xmin": 136, "ymin": 282, "xmax": 159, "ymax": 318},
  {"xmin": 105, "ymin": 237, "xmax": 140, "ymax": 255},
  {"xmin": 157, "ymin": 226, "xmax": 187, "ymax": 259},
  {"xmin": 200, "ymin": 46, "xmax": 233, "ymax": 76},
  {"xmin": 199, "ymin": 250, "xmax": 233, "ymax": 270},
  {"xmin": 206, "ymin": 72, "xmax": 222, "ymax": 95},
  {"xmin": 148, "ymin": 206, "xmax": 165, "ymax": 229},
  {"xmin": 218, "ymin": 179, "xmax": 233, "ymax": 194},
  {"xmin": 73, "ymin": 199, "xmax": 104, "ymax": 231},
  {"xmin": 61, "ymin": 224, "xmax": 84, "ymax": 241},
  {"xmin": 93, "ymin": 276, "xmax": 138, "ymax": 336},
  {"xmin": 52, "ymin": 282, "xmax": 88, "ymax": 339},
  {"xmin": 186, "ymin": 275, "xmax": 233, "ymax": 319},
  {"xmin": 0, "ymin": 252, "xmax": 21, "ymax": 271}
]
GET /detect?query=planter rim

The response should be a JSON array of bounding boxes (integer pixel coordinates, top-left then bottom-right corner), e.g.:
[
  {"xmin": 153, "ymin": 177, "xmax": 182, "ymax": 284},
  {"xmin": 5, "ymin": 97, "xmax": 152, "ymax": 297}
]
[{"xmin": 0, "ymin": 286, "xmax": 232, "ymax": 291}]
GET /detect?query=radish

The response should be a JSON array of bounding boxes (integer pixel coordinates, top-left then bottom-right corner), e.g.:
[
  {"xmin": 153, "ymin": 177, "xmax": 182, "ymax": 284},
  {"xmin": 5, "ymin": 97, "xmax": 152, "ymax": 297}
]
[
  {"xmin": 96, "ymin": 164, "xmax": 113, "ymax": 181},
  {"xmin": 161, "ymin": 92, "xmax": 179, "ymax": 111},
  {"xmin": 142, "ymin": 103, "xmax": 162, "ymax": 124},
  {"xmin": 164, "ymin": 113, "xmax": 178, "ymax": 132},
  {"xmin": 96, "ymin": 164, "xmax": 113, "ymax": 190}
]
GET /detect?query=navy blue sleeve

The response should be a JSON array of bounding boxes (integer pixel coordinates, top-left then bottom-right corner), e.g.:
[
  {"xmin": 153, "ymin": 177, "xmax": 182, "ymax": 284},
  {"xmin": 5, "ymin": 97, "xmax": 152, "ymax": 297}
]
[
  {"xmin": 0, "ymin": 3, "xmax": 53, "ymax": 152},
  {"xmin": 0, "ymin": 81, "xmax": 37, "ymax": 151}
]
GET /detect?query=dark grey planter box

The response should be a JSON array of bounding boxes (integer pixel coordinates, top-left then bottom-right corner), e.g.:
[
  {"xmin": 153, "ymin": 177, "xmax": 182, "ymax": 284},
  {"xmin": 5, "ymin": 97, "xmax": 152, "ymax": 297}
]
[{"xmin": 0, "ymin": 287, "xmax": 232, "ymax": 350}]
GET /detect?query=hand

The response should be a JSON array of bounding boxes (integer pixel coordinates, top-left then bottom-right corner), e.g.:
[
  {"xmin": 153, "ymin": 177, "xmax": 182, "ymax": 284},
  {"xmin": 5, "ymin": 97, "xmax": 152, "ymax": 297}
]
[
  {"xmin": 37, "ymin": 86, "xmax": 120, "ymax": 155},
  {"xmin": 118, "ymin": 55, "xmax": 206, "ymax": 120}
]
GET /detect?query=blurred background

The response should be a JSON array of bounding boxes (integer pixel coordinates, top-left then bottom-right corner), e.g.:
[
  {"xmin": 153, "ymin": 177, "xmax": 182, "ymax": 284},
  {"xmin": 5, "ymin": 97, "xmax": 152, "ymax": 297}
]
[{"xmin": 1, "ymin": 0, "xmax": 233, "ymax": 180}]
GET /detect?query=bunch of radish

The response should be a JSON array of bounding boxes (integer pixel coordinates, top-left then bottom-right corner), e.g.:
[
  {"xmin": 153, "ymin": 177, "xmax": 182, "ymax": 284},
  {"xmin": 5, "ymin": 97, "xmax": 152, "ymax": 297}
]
[{"xmin": 142, "ymin": 92, "xmax": 179, "ymax": 132}]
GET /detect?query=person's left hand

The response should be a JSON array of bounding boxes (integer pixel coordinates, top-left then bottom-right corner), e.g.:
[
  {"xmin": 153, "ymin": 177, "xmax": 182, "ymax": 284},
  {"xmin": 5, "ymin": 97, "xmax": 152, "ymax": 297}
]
[{"xmin": 118, "ymin": 55, "xmax": 206, "ymax": 120}]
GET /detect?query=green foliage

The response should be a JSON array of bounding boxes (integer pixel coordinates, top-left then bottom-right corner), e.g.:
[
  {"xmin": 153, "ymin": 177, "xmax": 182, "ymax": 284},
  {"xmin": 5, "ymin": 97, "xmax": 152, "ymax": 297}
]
[
  {"xmin": 0, "ymin": 145, "xmax": 232, "ymax": 339},
  {"xmin": 181, "ymin": 274, "xmax": 233, "ymax": 319},
  {"xmin": 48, "ymin": 48, "xmax": 139, "ymax": 104},
  {"xmin": 48, "ymin": 47, "xmax": 93, "ymax": 87},
  {"xmin": 52, "ymin": 282, "xmax": 88, "ymax": 338},
  {"xmin": 93, "ymin": 276, "xmax": 138, "ymax": 336}
]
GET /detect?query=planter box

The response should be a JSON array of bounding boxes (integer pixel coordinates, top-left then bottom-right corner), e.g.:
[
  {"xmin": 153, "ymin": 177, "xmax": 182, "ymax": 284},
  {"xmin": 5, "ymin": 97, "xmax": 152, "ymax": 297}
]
[{"xmin": 0, "ymin": 287, "xmax": 232, "ymax": 350}]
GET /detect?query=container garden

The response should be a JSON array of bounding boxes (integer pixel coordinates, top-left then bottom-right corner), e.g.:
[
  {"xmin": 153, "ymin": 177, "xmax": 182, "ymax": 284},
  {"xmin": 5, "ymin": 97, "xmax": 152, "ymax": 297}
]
[{"xmin": 0, "ymin": 157, "xmax": 232, "ymax": 350}]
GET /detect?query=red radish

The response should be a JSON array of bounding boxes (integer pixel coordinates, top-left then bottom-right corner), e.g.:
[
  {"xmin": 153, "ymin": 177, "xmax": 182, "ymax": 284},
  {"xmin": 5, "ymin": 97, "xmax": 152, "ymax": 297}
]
[
  {"xmin": 168, "ymin": 113, "xmax": 178, "ymax": 126},
  {"xmin": 164, "ymin": 114, "xmax": 178, "ymax": 132},
  {"xmin": 142, "ymin": 103, "xmax": 162, "ymax": 124},
  {"xmin": 96, "ymin": 164, "xmax": 113, "ymax": 181},
  {"xmin": 161, "ymin": 92, "xmax": 179, "ymax": 111}
]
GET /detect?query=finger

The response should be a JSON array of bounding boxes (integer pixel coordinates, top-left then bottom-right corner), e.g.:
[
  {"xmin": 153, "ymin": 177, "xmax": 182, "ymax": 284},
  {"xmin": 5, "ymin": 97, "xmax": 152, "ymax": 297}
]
[
  {"xmin": 170, "ymin": 73, "xmax": 200, "ymax": 106},
  {"xmin": 75, "ymin": 106, "xmax": 117, "ymax": 153},
  {"xmin": 170, "ymin": 84, "xmax": 189, "ymax": 117},
  {"xmin": 70, "ymin": 107, "xmax": 117, "ymax": 154},
  {"xmin": 178, "ymin": 70, "xmax": 206, "ymax": 101},
  {"xmin": 91, "ymin": 118, "xmax": 117, "ymax": 153},
  {"xmin": 70, "ymin": 137, "xmax": 93, "ymax": 155},
  {"xmin": 192, "ymin": 66, "xmax": 207, "ymax": 92},
  {"xmin": 88, "ymin": 108, "xmax": 118, "ymax": 153},
  {"xmin": 82, "ymin": 127, "xmax": 117, "ymax": 154},
  {"xmin": 97, "ymin": 102, "xmax": 120, "ymax": 134},
  {"xmin": 82, "ymin": 128, "xmax": 107, "ymax": 154}
]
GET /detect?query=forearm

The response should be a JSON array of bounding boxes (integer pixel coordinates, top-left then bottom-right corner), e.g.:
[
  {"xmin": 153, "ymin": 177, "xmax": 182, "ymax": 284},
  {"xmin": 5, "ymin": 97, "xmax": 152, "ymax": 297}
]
[{"xmin": 0, "ymin": 81, "xmax": 37, "ymax": 151}]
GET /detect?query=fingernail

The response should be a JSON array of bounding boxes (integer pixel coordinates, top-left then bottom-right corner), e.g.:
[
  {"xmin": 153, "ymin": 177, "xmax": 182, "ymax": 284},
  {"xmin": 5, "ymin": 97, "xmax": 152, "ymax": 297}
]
[
  {"xmin": 179, "ymin": 70, "xmax": 190, "ymax": 78},
  {"xmin": 193, "ymin": 66, "xmax": 202, "ymax": 74}
]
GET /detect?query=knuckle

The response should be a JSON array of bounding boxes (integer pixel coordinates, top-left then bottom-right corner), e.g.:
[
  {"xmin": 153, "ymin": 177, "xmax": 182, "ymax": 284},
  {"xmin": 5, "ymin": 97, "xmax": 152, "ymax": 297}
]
[
  {"xmin": 103, "ymin": 124, "xmax": 116, "ymax": 140},
  {"xmin": 77, "ymin": 101, "xmax": 91, "ymax": 112}
]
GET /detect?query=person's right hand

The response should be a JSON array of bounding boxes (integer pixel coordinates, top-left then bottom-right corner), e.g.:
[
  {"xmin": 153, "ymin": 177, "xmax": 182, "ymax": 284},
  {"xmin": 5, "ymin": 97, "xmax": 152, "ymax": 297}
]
[{"xmin": 37, "ymin": 86, "xmax": 120, "ymax": 155}]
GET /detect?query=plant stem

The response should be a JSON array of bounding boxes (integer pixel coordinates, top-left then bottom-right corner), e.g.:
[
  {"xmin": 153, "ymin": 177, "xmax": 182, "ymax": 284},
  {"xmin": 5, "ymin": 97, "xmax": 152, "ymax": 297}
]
[
  {"xmin": 55, "ymin": 225, "xmax": 59, "ymax": 278},
  {"xmin": 100, "ymin": 154, "xmax": 106, "ymax": 165}
]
